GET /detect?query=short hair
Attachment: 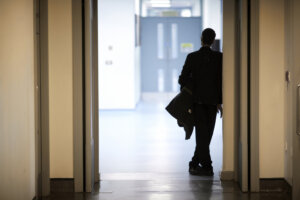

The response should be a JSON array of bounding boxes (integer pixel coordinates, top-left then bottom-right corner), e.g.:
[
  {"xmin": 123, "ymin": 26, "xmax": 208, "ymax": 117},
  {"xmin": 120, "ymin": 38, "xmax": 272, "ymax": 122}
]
[{"xmin": 201, "ymin": 28, "xmax": 216, "ymax": 45}]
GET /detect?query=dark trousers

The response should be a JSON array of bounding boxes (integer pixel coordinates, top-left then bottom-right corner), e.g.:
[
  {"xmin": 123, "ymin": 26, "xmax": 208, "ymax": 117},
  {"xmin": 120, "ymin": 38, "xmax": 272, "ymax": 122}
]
[{"xmin": 190, "ymin": 104, "xmax": 217, "ymax": 169}]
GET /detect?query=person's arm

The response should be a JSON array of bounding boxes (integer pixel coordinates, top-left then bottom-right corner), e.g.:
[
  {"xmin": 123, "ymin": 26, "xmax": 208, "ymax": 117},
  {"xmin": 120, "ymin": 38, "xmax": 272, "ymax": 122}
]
[
  {"xmin": 178, "ymin": 54, "xmax": 192, "ymax": 89},
  {"xmin": 217, "ymin": 104, "xmax": 223, "ymax": 118},
  {"xmin": 217, "ymin": 53, "xmax": 223, "ymax": 118},
  {"xmin": 218, "ymin": 53, "xmax": 223, "ymax": 104}
]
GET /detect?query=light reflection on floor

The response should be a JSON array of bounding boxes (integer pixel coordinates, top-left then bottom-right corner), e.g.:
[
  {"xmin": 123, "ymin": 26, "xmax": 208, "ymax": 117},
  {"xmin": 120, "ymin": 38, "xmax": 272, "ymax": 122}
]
[{"xmin": 99, "ymin": 101, "xmax": 223, "ymax": 180}]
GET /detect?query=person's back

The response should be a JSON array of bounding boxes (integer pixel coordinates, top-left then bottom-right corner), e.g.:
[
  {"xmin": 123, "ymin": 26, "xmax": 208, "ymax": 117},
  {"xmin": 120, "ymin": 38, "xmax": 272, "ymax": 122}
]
[
  {"xmin": 183, "ymin": 47, "xmax": 222, "ymax": 105},
  {"xmin": 178, "ymin": 28, "xmax": 222, "ymax": 176}
]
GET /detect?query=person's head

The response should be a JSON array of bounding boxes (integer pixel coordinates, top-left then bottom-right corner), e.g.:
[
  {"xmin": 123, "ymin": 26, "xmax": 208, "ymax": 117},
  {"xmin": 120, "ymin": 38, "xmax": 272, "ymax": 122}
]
[{"xmin": 201, "ymin": 28, "xmax": 216, "ymax": 46}]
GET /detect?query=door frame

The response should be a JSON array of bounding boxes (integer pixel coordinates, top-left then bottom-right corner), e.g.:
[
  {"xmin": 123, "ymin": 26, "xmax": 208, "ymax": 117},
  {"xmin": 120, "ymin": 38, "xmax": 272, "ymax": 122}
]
[
  {"xmin": 222, "ymin": 0, "xmax": 260, "ymax": 192},
  {"xmin": 34, "ymin": 0, "xmax": 42, "ymax": 198},
  {"xmin": 235, "ymin": 0, "xmax": 249, "ymax": 192},
  {"xmin": 37, "ymin": 0, "xmax": 260, "ymax": 194},
  {"xmin": 83, "ymin": 0, "xmax": 99, "ymax": 192},
  {"xmin": 39, "ymin": 0, "xmax": 50, "ymax": 196},
  {"xmin": 69, "ymin": 0, "xmax": 100, "ymax": 192},
  {"xmin": 72, "ymin": 0, "xmax": 84, "ymax": 192},
  {"xmin": 37, "ymin": 0, "xmax": 97, "ymax": 194},
  {"xmin": 286, "ymin": 0, "xmax": 300, "ymax": 198},
  {"xmin": 249, "ymin": 0, "xmax": 260, "ymax": 192},
  {"xmin": 93, "ymin": 0, "xmax": 260, "ymax": 192}
]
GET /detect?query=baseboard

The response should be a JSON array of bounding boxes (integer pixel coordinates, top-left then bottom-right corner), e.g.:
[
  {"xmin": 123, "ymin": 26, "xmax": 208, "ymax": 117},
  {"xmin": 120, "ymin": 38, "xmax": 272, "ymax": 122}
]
[
  {"xmin": 260, "ymin": 178, "xmax": 292, "ymax": 193},
  {"xmin": 50, "ymin": 178, "xmax": 74, "ymax": 193},
  {"xmin": 220, "ymin": 171, "xmax": 234, "ymax": 181}
]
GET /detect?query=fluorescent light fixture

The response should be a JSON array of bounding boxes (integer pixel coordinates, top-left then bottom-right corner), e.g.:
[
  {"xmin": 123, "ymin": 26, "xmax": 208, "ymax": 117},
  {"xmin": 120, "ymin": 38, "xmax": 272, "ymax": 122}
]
[{"xmin": 181, "ymin": 9, "xmax": 192, "ymax": 17}]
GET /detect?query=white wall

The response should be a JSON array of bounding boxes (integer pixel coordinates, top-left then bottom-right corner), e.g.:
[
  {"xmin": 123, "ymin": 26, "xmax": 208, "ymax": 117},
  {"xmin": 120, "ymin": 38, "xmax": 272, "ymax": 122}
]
[
  {"xmin": 48, "ymin": 0, "xmax": 74, "ymax": 178},
  {"xmin": 0, "ymin": 0, "xmax": 36, "ymax": 199},
  {"xmin": 203, "ymin": 0, "xmax": 222, "ymax": 39},
  {"xmin": 98, "ymin": 0, "xmax": 139, "ymax": 109},
  {"xmin": 258, "ymin": 0, "xmax": 285, "ymax": 178},
  {"xmin": 192, "ymin": 0, "xmax": 201, "ymax": 17}
]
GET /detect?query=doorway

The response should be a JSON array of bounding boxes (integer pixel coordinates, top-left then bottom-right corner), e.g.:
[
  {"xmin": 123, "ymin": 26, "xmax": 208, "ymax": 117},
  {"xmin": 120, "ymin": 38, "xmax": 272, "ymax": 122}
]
[
  {"xmin": 36, "ymin": 0, "xmax": 252, "ymax": 195},
  {"xmin": 98, "ymin": 0, "xmax": 224, "ymax": 181}
]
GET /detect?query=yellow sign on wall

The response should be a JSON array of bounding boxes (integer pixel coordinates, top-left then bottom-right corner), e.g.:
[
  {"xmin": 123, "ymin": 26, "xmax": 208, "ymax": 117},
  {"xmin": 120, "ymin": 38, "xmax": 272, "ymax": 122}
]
[{"xmin": 181, "ymin": 43, "xmax": 194, "ymax": 53}]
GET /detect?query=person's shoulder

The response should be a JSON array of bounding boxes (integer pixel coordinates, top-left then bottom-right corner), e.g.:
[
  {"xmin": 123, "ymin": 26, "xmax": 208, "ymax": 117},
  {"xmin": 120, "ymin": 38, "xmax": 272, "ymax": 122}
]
[
  {"xmin": 186, "ymin": 50, "xmax": 201, "ymax": 59},
  {"xmin": 211, "ymin": 50, "xmax": 222, "ymax": 55},
  {"xmin": 211, "ymin": 50, "xmax": 223, "ymax": 58},
  {"xmin": 188, "ymin": 51, "xmax": 199, "ymax": 56}
]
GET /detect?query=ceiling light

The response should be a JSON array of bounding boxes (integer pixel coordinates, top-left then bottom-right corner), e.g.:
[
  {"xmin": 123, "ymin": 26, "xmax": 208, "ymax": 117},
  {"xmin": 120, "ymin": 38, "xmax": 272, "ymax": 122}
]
[{"xmin": 181, "ymin": 9, "xmax": 192, "ymax": 17}]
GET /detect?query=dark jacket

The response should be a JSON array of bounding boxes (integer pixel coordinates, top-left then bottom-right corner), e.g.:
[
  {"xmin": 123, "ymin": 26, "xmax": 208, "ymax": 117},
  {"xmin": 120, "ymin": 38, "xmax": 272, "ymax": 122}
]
[
  {"xmin": 178, "ymin": 47, "xmax": 222, "ymax": 105},
  {"xmin": 165, "ymin": 86, "xmax": 194, "ymax": 140}
]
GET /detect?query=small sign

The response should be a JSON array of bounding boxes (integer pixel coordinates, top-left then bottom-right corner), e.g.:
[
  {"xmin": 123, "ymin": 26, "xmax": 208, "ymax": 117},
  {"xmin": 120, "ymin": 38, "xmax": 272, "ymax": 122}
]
[{"xmin": 181, "ymin": 43, "xmax": 194, "ymax": 53}]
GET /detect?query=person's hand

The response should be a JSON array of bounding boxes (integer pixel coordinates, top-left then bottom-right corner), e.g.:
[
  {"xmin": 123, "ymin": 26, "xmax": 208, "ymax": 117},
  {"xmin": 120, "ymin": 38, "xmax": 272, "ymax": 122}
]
[{"xmin": 217, "ymin": 104, "xmax": 223, "ymax": 118}]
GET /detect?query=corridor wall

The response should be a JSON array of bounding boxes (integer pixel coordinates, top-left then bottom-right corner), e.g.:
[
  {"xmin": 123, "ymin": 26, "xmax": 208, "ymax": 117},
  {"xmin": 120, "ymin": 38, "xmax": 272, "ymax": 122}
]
[
  {"xmin": 48, "ymin": 0, "xmax": 74, "ymax": 178},
  {"xmin": 98, "ymin": 0, "xmax": 139, "ymax": 109},
  {"xmin": 258, "ymin": 0, "xmax": 285, "ymax": 178},
  {"xmin": 0, "ymin": 0, "xmax": 36, "ymax": 199}
]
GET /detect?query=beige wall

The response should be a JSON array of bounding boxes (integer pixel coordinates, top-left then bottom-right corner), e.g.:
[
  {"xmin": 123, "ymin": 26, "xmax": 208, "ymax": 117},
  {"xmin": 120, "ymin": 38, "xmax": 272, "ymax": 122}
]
[
  {"xmin": 49, "ymin": 0, "xmax": 74, "ymax": 178},
  {"xmin": 259, "ymin": 0, "xmax": 285, "ymax": 178},
  {"xmin": 222, "ymin": 0, "xmax": 236, "ymax": 175},
  {"xmin": 0, "ymin": 0, "xmax": 36, "ymax": 199}
]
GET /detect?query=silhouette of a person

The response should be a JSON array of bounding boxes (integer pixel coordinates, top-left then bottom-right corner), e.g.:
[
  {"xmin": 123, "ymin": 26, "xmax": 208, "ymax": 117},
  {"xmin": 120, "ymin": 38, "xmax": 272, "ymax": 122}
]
[{"xmin": 179, "ymin": 28, "xmax": 223, "ymax": 176}]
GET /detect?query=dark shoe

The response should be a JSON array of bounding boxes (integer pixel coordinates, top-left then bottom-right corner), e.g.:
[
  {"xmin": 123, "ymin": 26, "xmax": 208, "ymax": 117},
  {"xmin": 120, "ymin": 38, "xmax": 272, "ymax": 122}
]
[
  {"xmin": 184, "ymin": 125, "xmax": 193, "ymax": 140},
  {"xmin": 189, "ymin": 166, "xmax": 214, "ymax": 176}
]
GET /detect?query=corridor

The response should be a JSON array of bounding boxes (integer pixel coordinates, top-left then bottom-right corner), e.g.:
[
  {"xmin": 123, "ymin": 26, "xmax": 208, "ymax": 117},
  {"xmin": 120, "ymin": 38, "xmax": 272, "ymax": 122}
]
[
  {"xmin": 99, "ymin": 101, "xmax": 222, "ymax": 176},
  {"xmin": 1, "ymin": 0, "xmax": 300, "ymax": 199},
  {"xmin": 43, "ymin": 101, "xmax": 292, "ymax": 200}
]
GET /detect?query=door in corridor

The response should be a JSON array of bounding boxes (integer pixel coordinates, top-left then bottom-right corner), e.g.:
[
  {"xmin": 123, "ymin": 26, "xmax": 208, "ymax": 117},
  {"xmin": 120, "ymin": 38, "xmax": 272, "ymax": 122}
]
[{"xmin": 141, "ymin": 17, "xmax": 202, "ymax": 93}]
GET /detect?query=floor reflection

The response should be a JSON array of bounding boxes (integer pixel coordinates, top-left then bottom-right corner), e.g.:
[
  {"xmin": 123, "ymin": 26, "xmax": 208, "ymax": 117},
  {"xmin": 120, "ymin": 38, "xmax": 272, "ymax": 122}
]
[
  {"xmin": 99, "ymin": 101, "xmax": 223, "ymax": 179},
  {"xmin": 44, "ymin": 103, "xmax": 291, "ymax": 200}
]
